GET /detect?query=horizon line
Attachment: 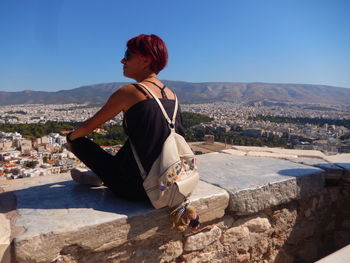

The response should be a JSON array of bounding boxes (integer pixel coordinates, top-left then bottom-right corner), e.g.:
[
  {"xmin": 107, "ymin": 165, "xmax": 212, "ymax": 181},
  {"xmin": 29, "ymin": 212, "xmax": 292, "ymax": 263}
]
[{"xmin": 1, "ymin": 80, "xmax": 349, "ymax": 93}]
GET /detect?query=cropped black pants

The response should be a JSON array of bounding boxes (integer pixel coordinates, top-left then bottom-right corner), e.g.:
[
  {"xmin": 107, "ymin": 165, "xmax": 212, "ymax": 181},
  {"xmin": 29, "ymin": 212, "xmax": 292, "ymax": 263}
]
[{"xmin": 69, "ymin": 136, "xmax": 148, "ymax": 201}]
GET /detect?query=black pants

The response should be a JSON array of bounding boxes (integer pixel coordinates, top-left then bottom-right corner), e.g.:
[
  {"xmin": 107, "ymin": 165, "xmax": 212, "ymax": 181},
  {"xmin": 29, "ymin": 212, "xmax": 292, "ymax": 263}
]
[{"xmin": 70, "ymin": 137, "xmax": 148, "ymax": 201}]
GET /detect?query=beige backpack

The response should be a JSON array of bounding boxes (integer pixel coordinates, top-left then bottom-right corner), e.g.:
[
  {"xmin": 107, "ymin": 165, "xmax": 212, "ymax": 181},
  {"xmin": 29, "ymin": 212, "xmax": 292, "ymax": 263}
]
[{"xmin": 130, "ymin": 82, "xmax": 199, "ymax": 209}]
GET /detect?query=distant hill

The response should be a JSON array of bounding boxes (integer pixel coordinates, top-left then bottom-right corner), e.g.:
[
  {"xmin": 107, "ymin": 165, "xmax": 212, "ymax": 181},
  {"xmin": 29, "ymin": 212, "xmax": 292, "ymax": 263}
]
[{"xmin": 1, "ymin": 81, "xmax": 350, "ymax": 106}]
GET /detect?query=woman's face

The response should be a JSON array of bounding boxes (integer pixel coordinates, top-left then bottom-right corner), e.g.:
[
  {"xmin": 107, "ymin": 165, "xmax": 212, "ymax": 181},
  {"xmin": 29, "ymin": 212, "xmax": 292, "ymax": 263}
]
[{"xmin": 121, "ymin": 49, "xmax": 150, "ymax": 80}]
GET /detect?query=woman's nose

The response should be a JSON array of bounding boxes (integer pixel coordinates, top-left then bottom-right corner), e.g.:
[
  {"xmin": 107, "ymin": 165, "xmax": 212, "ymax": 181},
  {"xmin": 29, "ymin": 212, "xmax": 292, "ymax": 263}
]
[{"xmin": 121, "ymin": 58, "xmax": 126, "ymax": 64}]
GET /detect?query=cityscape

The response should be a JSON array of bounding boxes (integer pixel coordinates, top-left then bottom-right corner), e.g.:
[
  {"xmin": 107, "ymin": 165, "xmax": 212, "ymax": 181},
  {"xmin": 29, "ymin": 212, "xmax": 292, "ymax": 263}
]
[{"xmin": 1, "ymin": 101, "xmax": 349, "ymax": 181}]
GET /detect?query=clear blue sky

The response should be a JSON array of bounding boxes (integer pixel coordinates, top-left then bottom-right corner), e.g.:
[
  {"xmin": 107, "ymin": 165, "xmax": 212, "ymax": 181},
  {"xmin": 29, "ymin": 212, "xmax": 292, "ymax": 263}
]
[{"xmin": 1, "ymin": 0, "xmax": 349, "ymax": 92}]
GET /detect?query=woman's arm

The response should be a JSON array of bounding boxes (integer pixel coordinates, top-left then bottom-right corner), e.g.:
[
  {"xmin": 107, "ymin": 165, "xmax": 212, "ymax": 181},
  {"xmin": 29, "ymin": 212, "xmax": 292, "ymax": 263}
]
[{"xmin": 68, "ymin": 86, "xmax": 131, "ymax": 141}]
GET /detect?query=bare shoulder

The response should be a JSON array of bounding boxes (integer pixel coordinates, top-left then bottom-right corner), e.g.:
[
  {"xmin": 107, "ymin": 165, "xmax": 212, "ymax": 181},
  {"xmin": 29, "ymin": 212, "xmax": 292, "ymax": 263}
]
[
  {"xmin": 113, "ymin": 84, "xmax": 136, "ymax": 96},
  {"xmin": 111, "ymin": 83, "xmax": 145, "ymax": 112}
]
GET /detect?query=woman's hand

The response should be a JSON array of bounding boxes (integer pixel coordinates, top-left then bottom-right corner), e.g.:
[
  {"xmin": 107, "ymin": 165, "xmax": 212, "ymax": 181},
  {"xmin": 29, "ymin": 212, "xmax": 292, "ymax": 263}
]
[{"xmin": 65, "ymin": 132, "xmax": 74, "ymax": 152}]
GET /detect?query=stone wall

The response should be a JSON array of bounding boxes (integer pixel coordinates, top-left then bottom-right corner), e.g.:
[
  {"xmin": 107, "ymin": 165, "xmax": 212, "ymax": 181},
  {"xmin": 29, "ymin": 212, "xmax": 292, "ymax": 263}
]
[
  {"xmin": 181, "ymin": 185, "xmax": 350, "ymax": 263},
  {"xmin": 47, "ymin": 183, "xmax": 350, "ymax": 263},
  {"xmin": 1, "ymin": 149, "xmax": 350, "ymax": 263}
]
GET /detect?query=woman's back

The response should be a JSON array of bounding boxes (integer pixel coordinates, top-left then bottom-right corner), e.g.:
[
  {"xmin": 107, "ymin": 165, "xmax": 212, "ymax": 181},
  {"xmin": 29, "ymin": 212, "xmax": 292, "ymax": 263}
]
[{"xmin": 123, "ymin": 82, "xmax": 185, "ymax": 173}]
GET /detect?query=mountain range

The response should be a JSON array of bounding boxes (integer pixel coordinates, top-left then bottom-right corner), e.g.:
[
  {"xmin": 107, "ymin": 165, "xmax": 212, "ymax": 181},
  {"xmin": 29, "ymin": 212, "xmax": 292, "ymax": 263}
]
[{"xmin": 1, "ymin": 81, "xmax": 350, "ymax": 106}]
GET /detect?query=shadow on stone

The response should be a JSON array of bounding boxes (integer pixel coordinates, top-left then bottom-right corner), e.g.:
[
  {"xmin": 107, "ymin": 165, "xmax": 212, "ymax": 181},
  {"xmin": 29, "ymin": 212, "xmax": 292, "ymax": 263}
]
[{"xmin": 2, "ymin": 179, "xmax": 185, "ymax": 262}]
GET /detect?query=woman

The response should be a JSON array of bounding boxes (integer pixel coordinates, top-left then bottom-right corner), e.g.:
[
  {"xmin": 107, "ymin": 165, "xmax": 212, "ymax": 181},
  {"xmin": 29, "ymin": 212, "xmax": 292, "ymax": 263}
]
[{"xmin": 66, "ymin": 34, "xmax": 186, "ymax": 202}]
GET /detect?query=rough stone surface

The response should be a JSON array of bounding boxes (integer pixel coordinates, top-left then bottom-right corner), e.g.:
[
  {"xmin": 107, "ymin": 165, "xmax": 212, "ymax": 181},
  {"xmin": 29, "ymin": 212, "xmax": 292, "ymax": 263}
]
[
  {"xmin": 2, "ymin": 150, "xmax": 349, "ymax": 263},
  {"xmin": 182, "ymin": 251, "xmax": 218, "ymax": 263},
  {"xmin": 231, "ymin": 146, "xmax": 326, "ymax": 158},
  {"xmin": 324, "ymin": 154, "xmax": 350, "ymax": 181},
  {"xmin": 0, "ymin": 214, "xmax": 11, "ymax": 263},
  {"xmin": 236, "ymin": 252, "xmax": 250, "ymax": 262},
  {"xmin": 159, "ymin": 240, "xmax": 183, "ymax": 263},
  {"xmin": 291, "ymin": 157, "xmax": 344, "ymax": 180},
  {"xmin": 222, "ymin": 226, "xmax": 249, "ymax": 244},
  {"xmin": 184, "ymin": 226, "xmax": 222, "ymax": 251},
  {"xmin": 221, "ymin": 149, "xmax": 246, "ymax": 156},
  {"xmin": 238, "ymin": 216, "xmax": 271, "ymax": 233},
  {"xmin": 217, "ymin": 215, "xmax": 234, "ymax": 229},
  {"xmin": 0, "ymin": 214, "xmax": 10, "ymax": 244},
  {"xmin": 273, "ymin": 249, "xmax": 294, "ymax": 263},
  {"xmin": 0, "ymin": 245, "xmax": 10, "ymax": 263},
  {"xmin": 297, "ymin": 240, "xmax": 319, "ymax": 262},
  {"xmin": 3, "ymin": 173, "xmax": 228, "ymax": 263},
  {"xmin": 197, "ymin": 153, "xmax": 325, "ymax": 214},
  {"xmin": 246, "ymin": 151, "xmax": 298, "ymax": 159}
]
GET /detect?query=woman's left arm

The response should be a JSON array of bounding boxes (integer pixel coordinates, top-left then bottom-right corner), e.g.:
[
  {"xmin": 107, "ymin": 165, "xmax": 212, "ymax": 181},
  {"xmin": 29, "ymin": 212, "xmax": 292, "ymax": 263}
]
[{"xmin": 68, "ymin": 88, "xmax": 129, "ymax": 141}]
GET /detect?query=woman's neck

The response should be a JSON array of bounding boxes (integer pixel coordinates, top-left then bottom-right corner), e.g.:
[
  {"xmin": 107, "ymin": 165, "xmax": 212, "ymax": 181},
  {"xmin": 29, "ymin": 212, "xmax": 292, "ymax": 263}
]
[{"xmin": 135, "ymin": 73, "xmax": 157, "ymax": 83}]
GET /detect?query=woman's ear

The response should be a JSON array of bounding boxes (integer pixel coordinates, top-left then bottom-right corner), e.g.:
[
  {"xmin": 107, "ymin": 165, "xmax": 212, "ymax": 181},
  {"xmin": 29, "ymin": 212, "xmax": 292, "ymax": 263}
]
[{"xmin": 142, "ymin": 56, "xmax": 152, "ymax": 69}]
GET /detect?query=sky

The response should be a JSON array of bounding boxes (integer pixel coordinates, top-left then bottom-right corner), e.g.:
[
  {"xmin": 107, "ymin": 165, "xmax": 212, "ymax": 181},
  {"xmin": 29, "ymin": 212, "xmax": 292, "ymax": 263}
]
[{"xmin": 0, "ymin": 0, "xmax": 350, "ymax": 92}]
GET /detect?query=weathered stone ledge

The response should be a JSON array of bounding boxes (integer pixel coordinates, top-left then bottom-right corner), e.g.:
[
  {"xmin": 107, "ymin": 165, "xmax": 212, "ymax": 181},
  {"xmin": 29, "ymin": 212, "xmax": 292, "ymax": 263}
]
[
  {"xmin": 1, "ymin": 173, "xmax": 228, "ymax": 263},
  {"xmin": 197, "ymin": 152, "xmax": 325, "ymax": 215},
  {"xmin": 1, "ymin": 147, "xmax": 349, "ymax": 262}
]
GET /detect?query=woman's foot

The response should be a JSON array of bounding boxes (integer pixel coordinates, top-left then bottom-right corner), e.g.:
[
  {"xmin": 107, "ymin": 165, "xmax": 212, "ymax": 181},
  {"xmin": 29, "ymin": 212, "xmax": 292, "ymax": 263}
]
[{"xmin": 70, "ymin": 168, "xmax": 103, "ymax": 187}]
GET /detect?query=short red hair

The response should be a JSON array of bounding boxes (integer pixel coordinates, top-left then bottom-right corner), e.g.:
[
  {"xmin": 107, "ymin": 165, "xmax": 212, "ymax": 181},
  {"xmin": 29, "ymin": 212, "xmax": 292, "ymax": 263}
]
[{"xmin": 127, "ymin": 34, "xmax": 168, "ymax": 74}]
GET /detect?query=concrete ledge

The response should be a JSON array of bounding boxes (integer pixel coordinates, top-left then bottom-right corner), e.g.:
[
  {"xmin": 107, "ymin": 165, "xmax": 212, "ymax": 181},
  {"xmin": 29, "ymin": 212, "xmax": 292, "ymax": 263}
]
[
  {"xmin": 197, "ymin": 153, "xmax": 325, "ymax": 215},
  {"xmin": 3, "ymin": 174, "xmax": 228, "ymax": 263}
]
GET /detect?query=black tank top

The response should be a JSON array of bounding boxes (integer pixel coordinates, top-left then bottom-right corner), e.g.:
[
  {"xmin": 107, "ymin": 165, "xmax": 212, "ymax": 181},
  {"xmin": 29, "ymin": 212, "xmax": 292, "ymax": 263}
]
[{"xmin": 123, "ymin": 95, "xmax": 185, "ymax": 173}]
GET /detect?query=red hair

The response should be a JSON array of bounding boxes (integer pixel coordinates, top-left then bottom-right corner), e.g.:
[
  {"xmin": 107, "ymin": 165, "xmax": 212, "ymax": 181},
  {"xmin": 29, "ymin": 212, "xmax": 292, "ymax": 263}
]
[{"xmin": 127, "ymin": 34, "xmax": 168, "ymax": 74}]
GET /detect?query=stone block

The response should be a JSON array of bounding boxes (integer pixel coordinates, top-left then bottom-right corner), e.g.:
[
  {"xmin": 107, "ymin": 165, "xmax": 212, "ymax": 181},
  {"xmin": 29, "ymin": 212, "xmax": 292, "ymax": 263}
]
[
  {"xmin": 237, "ymin": 252, "xmax": 250, "ymax": 262},
  {"xmin": 328, "ymin": 187, "xmax": 340, "ymax": 202},
  {"xmin": 296, "ymin": 240, "xmax": 319, "ymax": 262},
  {"xmin": 240, "ymin": 217, "xmax": 271, "ymax": 233},
  {"xmin": 184, "ymin": 226, "xmax": 222, "ymax": 251},
  {"xmin": 217, "ymin": 215, "xmax": 234, "ymax": 229},
  {"xmin": 159, "ymin": 240, "xmax": 183, "ymax": 263},
  {"xmin": 267, "ymin": 148, "xmax": 325, "ymax": 159},
  {"xmin": 324, "ymin": 154, "xmax": 350, "ymax": 182},
  {"xmin": 221, "ymin": 149, "xmax": 246, "ymax": 156},
  {"xmin": 231, "ymin": 146, "xmax": 326, "ymax": 159},
  {"xmin": 222, "ymin": 226, "xmax": 249, "ymax": 244},
  {"xmin": 4, "ymin": 173, "xmax": 228, "ymax": 263},
  {"xmin": 273, "ymin": 248, "xmax": 294, "ymax": 263},
  {"xmin": 0, "ymin": 214, "xmax": 10, "ymax": 244},
  {"xmin": 246, "ymin": 151, "xmax": 297, "ymax": 159},
  {"xmin": 0, "ymin": 244, "xmax": 11, "ymax": 263},
  {"xmin": 198, "ymin": 153, "xmax": 325, "ymax": 215},
  {"xmin": 183, "ymin": 251, "xmax": 218, "ymax": 263},
  {"xmin": 287, "ymin": 222, "xmax": 316, "ymax": 245},
  {"xmin": 291, "ymin": 157, "xmax": 344, "ymax": 180},
  {"xmin": 231, "ymin": 145, "xmax": 272, "ymax": 153}
]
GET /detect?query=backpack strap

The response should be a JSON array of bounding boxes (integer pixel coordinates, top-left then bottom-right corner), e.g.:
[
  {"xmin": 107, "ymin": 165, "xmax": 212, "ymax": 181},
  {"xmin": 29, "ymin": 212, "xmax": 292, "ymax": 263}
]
[
  {"xmin": 137, "ymin": 82, "xmax": 178, "ymax": 128},
  {"xmin": 129, "ymin": 82, "xmax": 179, "ymax": 181},
  {"xmin": 132, "ymin": 83, "xmax": 151, "ymax": 99},
  {"xmin": 129, "ymin": 140, "xmax": 147, "ymax": 180}
]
